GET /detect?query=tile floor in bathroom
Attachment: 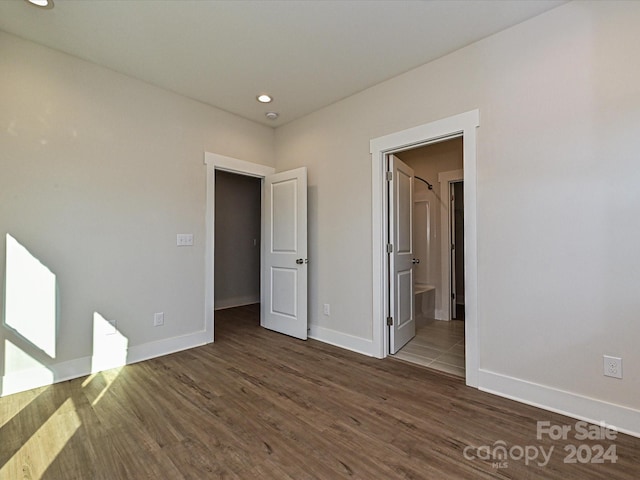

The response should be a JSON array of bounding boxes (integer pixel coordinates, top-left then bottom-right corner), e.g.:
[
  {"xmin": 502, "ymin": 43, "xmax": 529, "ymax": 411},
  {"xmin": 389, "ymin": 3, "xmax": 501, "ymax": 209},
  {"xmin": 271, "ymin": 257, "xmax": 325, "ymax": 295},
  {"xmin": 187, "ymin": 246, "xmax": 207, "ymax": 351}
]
[{"xmin": 392, "ymin": 315, "xmax": 465, "ymax": 378}]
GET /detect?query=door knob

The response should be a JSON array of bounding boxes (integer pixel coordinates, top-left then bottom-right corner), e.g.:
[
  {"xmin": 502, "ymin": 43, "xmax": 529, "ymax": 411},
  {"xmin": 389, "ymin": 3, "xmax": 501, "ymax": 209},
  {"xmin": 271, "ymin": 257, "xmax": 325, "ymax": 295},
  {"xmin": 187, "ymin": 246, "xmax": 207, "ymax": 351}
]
[
  {"xmin": 296, "ymin": 258, "xmax": 304, "ymax": 264},
  {"xmin": 412, "ymin": 258, "xmax": 420, "ymax": 264}
]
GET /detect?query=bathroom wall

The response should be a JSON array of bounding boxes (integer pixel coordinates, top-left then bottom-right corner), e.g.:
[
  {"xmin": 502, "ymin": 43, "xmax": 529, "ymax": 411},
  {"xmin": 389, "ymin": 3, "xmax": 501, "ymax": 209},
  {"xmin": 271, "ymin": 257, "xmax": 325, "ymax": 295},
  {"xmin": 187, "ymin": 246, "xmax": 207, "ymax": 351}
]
[{"xmin": 396, "ymin": 138, "xmax": 463, "ymax": 319}]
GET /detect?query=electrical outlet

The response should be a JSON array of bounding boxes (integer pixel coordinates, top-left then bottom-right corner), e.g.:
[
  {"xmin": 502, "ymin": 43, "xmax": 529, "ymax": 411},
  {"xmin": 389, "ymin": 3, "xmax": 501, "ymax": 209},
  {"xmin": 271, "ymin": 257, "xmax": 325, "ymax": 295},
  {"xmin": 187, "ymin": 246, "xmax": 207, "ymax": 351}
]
[
  {"xmin": 177, "ymin": 233, "xmax": 194, "ymax": 246},
  {"xmin": 154, "ymin": 312, "xmax": 164, "ymax": 327},
  {"xmin": 603, "ymin": 355, "xmax": 622, "ymax": 379},
  {"xmin": 323, "ymin": 303, "xmax": 330, "ymax": 316}
]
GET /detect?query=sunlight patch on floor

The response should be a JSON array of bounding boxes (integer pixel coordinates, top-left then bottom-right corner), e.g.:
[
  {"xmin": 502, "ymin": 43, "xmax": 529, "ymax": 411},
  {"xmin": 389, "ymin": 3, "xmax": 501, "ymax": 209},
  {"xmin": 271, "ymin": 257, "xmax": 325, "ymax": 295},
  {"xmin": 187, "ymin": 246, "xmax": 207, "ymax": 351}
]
[
  {"xmin": 0, "ymin": 397, "xmax": 80, "ymax": 479},
  {"xmin": 86, "ymin": 367, "xmax": 124, "ymax": 407}
]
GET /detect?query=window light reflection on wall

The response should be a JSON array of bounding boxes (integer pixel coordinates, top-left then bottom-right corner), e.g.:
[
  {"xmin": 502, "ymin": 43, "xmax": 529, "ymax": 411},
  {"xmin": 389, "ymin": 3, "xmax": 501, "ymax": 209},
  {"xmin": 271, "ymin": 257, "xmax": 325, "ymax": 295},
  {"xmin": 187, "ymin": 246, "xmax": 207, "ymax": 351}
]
[{"xmin": 5, "ymin": 234, "xmax": 57, "ymax": 359}]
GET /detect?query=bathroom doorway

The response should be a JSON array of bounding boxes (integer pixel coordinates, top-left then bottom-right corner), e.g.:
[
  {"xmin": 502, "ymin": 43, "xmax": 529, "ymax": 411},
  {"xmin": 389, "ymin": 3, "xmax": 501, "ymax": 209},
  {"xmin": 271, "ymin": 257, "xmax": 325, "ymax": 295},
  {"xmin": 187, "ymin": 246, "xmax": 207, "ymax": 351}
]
[
  {"xmin": 370, "ymin": 109, "xmax": 479, "ymax": 386},
  {"xmin": 391, "ymin": 138, "xmax": 466, "ymax": 377}
]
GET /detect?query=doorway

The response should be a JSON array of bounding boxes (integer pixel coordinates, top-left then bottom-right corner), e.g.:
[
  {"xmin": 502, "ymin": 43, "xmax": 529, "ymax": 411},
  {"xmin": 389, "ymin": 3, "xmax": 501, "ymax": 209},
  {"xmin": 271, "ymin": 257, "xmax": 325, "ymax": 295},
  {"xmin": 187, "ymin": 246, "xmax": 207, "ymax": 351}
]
[
  {"xmin": 203, "ymin": 153, "xmax": 274, "ymax": 343},
  {"xmin": 213, "ymin": 170, "xmax": 261, "ymax": 325},
  {"xmin": 204, "ymin": 153, "xmax": 309, "ymax": 343},
  {"xmin": 391, "ymin": 138, "xmax": 466, "ymax": 377},
  {"xmin": 370, "ymin": 109, "xmax": 479, "ymax": 387}
]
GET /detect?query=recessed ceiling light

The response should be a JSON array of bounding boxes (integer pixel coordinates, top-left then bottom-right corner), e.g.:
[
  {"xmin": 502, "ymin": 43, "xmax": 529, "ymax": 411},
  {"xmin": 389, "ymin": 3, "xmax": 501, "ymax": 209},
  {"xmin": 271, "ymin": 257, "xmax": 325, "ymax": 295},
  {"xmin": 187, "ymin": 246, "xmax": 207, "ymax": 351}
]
[
  {"xmin": 265, "ymin": 112, "xmax": 279, "ymax": 120},
  {"xmin": 25, "ymin": 0, "xmax": 54, "ymax": 8},
  {"xmin": 257, "ymin": 94, "xmax": 273, "ymax": 103}
]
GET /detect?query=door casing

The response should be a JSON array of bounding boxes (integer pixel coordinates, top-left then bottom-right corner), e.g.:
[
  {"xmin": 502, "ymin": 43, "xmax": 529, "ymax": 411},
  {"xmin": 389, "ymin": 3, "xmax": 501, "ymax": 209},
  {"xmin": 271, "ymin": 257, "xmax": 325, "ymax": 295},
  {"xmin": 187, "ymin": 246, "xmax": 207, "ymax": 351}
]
[
  {"xmin": 370, "ymin": 110, "xmax": 480, "ymax": 387},
  {"xmin": 204, "ymin": 153, "xmax": 275, "ymax": 342},
  {"xmin": 438, "ymin": 169, "xmax": 464, "ymax": 322}
]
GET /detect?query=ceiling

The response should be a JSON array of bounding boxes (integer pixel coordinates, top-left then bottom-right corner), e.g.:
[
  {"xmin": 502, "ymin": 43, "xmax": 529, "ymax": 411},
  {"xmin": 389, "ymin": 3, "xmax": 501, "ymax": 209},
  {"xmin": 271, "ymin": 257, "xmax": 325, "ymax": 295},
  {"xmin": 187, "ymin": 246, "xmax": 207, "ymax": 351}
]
[{"xmin": 0, "ymin": 0, "xmax": 566, "ymax": 127}]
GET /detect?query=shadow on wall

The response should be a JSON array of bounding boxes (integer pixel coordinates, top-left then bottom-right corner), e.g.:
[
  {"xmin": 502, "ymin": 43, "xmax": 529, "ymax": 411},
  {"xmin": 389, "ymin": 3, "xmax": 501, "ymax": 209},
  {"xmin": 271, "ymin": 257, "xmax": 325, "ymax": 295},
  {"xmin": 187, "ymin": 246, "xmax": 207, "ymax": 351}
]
[{"xmin": 1, "ymin": 233, "xmax": 129, "ymax": 397}]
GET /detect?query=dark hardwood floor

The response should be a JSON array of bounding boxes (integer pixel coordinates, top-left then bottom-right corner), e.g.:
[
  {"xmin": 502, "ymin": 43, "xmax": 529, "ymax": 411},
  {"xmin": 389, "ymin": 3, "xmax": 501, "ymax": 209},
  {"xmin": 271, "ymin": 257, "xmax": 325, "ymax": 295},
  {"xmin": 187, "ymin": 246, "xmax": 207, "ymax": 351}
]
[{"xmin": 1, "ymin": 304, "xmax": 638, "ymax": 479}]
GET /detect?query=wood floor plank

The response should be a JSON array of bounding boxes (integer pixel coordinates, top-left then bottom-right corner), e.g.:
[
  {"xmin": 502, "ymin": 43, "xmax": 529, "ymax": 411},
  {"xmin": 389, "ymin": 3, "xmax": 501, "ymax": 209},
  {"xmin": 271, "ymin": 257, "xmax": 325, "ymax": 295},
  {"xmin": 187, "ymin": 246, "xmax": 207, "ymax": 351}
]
[{"xmin": 1, "ymin": 304, "xmax": 639, "ymax": 479}]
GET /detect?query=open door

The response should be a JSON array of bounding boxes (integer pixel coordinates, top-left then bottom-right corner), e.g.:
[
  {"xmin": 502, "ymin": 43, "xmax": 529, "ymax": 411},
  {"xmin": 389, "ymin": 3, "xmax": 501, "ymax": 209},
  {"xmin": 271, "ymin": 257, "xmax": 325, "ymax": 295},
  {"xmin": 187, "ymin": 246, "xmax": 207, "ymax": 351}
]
[
  {"xmin": 261, "ymin": 167, "xmax": 308, "ymax": 340},
  {"xmin": 389, "ymin": 155, "xmax": 416, "ymax": 354}
]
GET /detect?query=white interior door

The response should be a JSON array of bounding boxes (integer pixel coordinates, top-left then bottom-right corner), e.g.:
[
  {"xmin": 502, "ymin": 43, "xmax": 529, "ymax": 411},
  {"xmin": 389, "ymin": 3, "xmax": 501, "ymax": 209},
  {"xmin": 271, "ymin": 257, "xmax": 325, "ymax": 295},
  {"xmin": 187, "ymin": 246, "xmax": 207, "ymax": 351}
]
[
  {"xmin": 389, "ymin": 155, "xmax": 416, "ymax": 354},
  {"xmin": 261, "ymin": 167, "xmax": 308, "ymax": 340}
]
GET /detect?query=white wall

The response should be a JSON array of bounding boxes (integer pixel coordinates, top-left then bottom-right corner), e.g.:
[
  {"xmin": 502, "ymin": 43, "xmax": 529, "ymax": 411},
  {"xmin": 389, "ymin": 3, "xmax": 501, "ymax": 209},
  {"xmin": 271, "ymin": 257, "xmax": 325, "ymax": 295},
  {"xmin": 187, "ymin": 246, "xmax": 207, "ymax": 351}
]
[
  {"xmin": 275, "ymin": 1, "xmax": 640, "ymax": 431},
  {"xmin": 0, "ymin": 31, "xmax": 274, "ymax": 395}
]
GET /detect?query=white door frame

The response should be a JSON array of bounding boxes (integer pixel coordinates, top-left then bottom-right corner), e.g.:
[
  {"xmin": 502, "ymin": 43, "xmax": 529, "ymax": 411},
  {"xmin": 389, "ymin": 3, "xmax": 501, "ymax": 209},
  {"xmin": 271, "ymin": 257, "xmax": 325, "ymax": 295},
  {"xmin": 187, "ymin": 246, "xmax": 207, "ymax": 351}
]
[
  {"xmin": 438, "ymin": 169, "xmax": 464, "ymax": 322},
  {"xmin": 204, "ymin": 152, "xmax": 275, "ymax": 342},
  {"xmin": 370, "ymin": 110, "xmax": 480, "ymax": 387}
]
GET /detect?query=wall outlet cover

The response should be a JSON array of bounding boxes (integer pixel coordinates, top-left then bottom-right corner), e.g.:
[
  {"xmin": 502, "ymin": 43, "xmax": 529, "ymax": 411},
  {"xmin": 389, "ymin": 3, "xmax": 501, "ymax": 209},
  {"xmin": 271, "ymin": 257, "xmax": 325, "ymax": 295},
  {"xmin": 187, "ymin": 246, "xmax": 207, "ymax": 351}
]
[
  {"xmin": 603, "ymin": 355, "xmax": 622, "ymax": 379},
  {"xmin": 154, "ymin": 312, "xmax": 165, "ymax": 326}
]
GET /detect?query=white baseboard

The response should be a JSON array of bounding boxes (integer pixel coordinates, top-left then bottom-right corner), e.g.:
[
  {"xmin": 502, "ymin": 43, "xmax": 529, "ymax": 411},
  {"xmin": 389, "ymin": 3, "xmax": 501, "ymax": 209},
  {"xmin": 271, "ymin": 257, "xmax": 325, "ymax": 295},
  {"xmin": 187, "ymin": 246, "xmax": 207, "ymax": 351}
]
[
  {"xmin": 0, "ymin": 329, "xmax": 212, "ymax": 398},
  {"xmin": 126, "ymin": 329, "xmax": 211, "ymax": 364},
  {"xmin": 478, "ymin": 369, "xmax": 640, "ymax": 439},
  {"xmin": 308, "ymin": 324, "xmax": 374, "ymax": 357},
  {"xmin": 214, "ymin": 295, "xmax": 260, "ymax": 310},
  {"xmin": 1, "ymin": 365, "xmax": 54, "ymax": 397}
]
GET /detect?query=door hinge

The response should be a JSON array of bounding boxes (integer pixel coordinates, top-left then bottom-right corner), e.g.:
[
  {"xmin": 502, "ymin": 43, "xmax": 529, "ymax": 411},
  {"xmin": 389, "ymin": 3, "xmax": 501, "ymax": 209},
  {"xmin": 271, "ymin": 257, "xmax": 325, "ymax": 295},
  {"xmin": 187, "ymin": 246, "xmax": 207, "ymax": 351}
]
[
  {"xmin": 386, "ymin": 316, "xmax": 393, "ymax": 326},
  {"xmin": 386, "ymin": 171, "xmax": 393, "ymax": 181},
  {"xmin": 452, "ymin": 293, "xmax": 455, "ymax": 299},
  {"xmin": 451, "ymin": 243, "xmax": 455, "ymax": 250},
  {"xmin": 386, "ymin": 243, "xmax": 393, "ymax": 253}
]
